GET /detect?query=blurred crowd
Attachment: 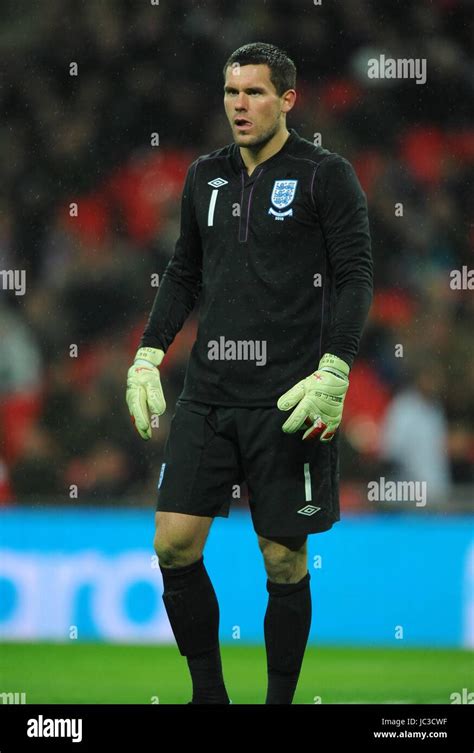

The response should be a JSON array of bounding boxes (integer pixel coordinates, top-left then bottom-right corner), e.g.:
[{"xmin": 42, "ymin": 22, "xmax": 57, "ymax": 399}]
[{"xmin": 0, "ymin": 0, "xmax": 473, "ymax": 507}]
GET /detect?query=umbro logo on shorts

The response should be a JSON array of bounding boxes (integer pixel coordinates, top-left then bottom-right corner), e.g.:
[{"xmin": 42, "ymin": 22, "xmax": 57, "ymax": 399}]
[{"xmin": 297, "ymin": 505, "xmax": 321, "ymax": 516}]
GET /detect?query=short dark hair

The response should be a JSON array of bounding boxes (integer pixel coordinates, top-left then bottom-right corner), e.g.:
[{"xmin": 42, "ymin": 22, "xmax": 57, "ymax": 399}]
[{"xmin": 223, "ymin": 42, "xmax": 296, "ymax": 96}]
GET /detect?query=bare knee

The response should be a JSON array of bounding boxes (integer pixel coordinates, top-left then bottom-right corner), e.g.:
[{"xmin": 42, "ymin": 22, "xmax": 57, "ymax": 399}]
[
  {"xmin": 258, "ymin": 535, "xmax": 308, "ymax": 583},
  {"xmin": 153, "ymin": 511, "xmax": 212, "ymax": 568}
]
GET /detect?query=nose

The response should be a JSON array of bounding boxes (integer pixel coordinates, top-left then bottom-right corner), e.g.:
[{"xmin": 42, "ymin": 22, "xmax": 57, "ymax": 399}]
[{"xmin": 234, "ymin": 92, "xmax": 248, "ymax": 110}]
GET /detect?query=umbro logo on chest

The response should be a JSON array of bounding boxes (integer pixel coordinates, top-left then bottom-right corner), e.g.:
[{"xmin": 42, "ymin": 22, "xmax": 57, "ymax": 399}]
[
  {"xmin": 207, "ymin": 178, "xmax": 228, "ymax": 226},
  {"xmin": 208, "ymin": 178, "xmax": 228, "ymax": 188}
]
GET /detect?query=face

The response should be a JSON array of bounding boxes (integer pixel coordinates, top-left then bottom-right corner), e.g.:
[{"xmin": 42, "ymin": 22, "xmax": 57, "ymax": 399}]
[{"xmin": 224, "ymin": 63, "xmax": 292, "ymax": 149}]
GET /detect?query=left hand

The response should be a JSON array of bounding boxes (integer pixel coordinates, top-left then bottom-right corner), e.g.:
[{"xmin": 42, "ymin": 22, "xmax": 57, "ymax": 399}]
[{"xmin": 277, "ymin": 353, "xmax": 350, "ymax": 441}]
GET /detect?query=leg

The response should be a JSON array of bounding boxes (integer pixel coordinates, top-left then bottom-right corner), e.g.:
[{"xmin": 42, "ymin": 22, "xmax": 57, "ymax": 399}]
[
  {"xmin": 154, "ymin": 511, "xmax": 230, "ymax": 704},
  {"xmin": 258, "ymin": 533, "xmax": 308, "ymax": 583},
  {"xmin": 154, "ymin": 509, "xmax": 213, "ymax": 567},
  {"xmin": 258, "ymin": 534, "xmax": 312, "ymax": 704},
  {"xmin": 153, "ymin": 401, "xmax": 243, "ymax": 703}
]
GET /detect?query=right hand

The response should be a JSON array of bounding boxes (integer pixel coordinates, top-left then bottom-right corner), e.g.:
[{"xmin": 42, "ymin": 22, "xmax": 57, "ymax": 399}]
[
  {"xmin": 277, "ymin": 353, "xmax": 350, "ymax": 442},
  {"xmin": 126, "ymin": 347, "xmax": 166, "ymax": 440}
]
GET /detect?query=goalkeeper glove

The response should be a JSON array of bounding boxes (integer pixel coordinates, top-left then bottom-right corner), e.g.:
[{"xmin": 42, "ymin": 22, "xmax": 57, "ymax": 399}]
[
  {"xmin": 277, "ymin": 353, "xmax": 350, "ymax": 442},
  {"xmin": 126, "ymin": 347, "xmax": 166, "ymax": 440}
]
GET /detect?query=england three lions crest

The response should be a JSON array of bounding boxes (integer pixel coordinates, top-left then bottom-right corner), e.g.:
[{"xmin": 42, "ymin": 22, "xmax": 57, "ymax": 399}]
[{"xmin": 268, "ymin": 179, "xmax": 298, "ymax": 220}]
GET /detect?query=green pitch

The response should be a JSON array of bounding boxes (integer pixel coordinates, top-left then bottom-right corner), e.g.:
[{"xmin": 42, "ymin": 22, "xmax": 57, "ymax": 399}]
[{"xmin": 1, "ymin": 643, "xmax": 472, "ymax": 704}]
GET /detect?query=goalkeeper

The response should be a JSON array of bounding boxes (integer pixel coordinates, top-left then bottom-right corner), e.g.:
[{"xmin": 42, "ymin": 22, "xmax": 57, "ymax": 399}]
[{"xmin": 126, "ymin": 42, "xmax": 373, "ymax": 705}]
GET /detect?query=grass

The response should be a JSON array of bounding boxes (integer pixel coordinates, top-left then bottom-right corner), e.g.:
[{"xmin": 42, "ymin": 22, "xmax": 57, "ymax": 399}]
[{"xmin": 1, "ymin": 643, "xmax": 472, "ymax": 704}]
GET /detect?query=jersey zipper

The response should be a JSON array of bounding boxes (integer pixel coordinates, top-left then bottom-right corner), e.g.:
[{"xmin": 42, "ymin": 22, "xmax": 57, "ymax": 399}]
[{"xmin": 238, "ymin": 168, "xmax": 263, "ymax": 243}]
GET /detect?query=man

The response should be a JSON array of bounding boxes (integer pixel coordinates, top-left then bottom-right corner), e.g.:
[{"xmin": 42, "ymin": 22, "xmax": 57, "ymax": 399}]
[{"xmin": 126, "ymin": 42, "xmax": 373, "ymax": 704}]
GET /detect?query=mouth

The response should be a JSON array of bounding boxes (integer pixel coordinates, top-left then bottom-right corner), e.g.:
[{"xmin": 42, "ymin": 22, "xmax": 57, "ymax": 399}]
[{"xmin": 234, "ymin": 118, "xmax": 253, "ymax": 131}]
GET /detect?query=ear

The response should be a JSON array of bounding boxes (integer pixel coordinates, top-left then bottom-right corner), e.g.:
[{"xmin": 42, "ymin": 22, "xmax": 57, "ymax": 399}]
[{"xmin": 281, "ymin": 89, "xmax": 296, "ymax": 114}]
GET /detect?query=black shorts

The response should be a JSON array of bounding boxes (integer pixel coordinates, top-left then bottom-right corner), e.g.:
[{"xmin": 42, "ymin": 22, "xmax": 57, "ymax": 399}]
[{"xmin": 156, "ymin": 399, "xmax": 340, "ymax": 538}]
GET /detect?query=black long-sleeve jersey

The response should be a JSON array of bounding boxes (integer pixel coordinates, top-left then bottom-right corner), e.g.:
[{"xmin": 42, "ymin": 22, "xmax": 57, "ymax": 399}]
[{"xmin": 140, "ymin": 128, "xmax": 373, "ymax": 407}]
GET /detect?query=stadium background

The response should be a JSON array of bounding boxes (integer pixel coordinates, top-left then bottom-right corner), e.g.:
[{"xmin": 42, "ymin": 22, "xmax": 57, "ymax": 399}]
[{"xmin": 0, "ymin": 0, "xmax": 472, "ymax": 703}]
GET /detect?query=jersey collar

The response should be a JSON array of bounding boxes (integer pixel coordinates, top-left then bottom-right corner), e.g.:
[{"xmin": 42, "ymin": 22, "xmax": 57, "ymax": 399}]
[{"xmin": 231, "ymin": 127, "xmax": 298, "ymax": 175}]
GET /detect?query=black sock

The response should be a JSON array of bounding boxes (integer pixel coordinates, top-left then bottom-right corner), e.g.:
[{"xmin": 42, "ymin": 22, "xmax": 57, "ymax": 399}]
[
  {"xmin": 264, "ymin": 571, "xmax": 312, "ymax": 704},
  {"xmin": 159, "ymin": 555, "xmax": 229, "ymax": 704}
]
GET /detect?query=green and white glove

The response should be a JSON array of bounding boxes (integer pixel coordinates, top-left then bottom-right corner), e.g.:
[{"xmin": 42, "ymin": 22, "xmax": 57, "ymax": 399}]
[
  {"xmin": 277, "ymin": 353, "xmax": 350, "ymax": 442},
  {"xmin": 126, "ymin": 347, "xmax": 166, "ymax": 440}
]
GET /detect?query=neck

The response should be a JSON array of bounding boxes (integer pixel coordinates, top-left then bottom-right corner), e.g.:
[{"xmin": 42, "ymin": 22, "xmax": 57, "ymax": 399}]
[{"xmin": 239, "ymin": 127, "xmax": 290, "ymax": 174}]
